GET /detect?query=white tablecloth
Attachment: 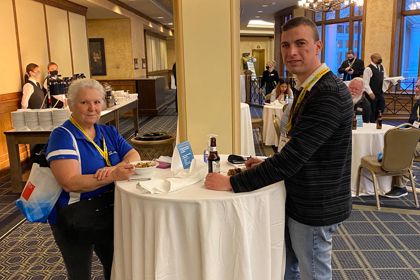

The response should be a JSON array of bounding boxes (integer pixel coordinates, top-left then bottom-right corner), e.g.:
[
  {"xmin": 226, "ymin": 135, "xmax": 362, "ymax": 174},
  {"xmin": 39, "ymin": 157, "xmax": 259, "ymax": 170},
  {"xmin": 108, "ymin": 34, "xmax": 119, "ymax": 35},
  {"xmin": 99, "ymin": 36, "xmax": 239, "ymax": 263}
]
[
  {"xmin": 240, "ymin": 75, "xmax": 246, "ymax": 103},
  {"xmin": 240, "ymin": 103, "xmax": 256, "ymax": 156},
  {"xmin": 112, "ymin": 157, "xmax": 286, "ymax": 280},
  {"xmin": 351, "ymin": 123, "xmax": 394, "ymax": 194},
  {"xmin": 262, "ymin": 104, "xmax": 284, "ymax": 147}
]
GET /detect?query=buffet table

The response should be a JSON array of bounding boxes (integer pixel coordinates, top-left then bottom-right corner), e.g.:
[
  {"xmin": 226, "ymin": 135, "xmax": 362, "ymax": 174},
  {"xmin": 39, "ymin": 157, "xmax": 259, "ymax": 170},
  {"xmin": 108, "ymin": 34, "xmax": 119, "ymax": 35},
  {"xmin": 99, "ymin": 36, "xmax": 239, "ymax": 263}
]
[
  {"xmin": 262, "ymin": 103, "xmax": 284, "ymax": 147},
  {"xmin": 112, "ymin": 157, "xmax": 286, "ymax": 280},
  {"xmin": 351, "ymin": 123, "xmax": 394, "ymax": 195},
  {"xmin": 5, "ymin": 98, "xmax": 139, "ymax": 193}
]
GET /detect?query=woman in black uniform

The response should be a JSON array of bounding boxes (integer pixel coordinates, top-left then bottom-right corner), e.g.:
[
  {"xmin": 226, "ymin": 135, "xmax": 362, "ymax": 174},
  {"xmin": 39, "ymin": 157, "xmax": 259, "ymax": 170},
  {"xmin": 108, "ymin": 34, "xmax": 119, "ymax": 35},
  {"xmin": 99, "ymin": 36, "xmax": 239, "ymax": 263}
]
[
  {"xmin": 21, "ymin": 63, "xmax": 45, "ymax": 109},
  {"xmin": 259, "ymin": 60, "xmax": 280, "ymax": 96}
]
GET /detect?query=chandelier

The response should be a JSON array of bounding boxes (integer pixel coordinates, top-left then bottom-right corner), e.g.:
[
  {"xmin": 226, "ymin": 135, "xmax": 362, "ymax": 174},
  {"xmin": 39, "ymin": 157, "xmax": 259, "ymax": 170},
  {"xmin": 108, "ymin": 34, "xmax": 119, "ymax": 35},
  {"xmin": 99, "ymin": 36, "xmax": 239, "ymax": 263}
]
[{"xmin": 297, "ymin": 0, "xmax": 364, "ymax": 12}]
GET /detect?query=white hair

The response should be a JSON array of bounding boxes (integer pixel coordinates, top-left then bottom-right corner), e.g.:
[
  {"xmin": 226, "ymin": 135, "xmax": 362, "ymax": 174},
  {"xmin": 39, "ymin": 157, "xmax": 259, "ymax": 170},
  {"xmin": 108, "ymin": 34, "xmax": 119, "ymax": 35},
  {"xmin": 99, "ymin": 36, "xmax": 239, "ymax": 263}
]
[
  {"xmin": 67, "ymin": 79, "xmax": 105, "ymax": 105},
  {"xmin": 350, "ymin": 77, "xmax": 364, "ymax": 87}
]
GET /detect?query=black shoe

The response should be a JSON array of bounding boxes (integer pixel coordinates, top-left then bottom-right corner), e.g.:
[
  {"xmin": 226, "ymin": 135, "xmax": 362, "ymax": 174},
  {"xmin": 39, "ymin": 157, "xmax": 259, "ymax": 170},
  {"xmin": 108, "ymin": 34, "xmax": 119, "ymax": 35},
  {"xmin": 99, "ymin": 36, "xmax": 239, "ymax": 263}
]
[{"xmin": 383, "ymin": 187, "xmax": 408, "ymax": 198}]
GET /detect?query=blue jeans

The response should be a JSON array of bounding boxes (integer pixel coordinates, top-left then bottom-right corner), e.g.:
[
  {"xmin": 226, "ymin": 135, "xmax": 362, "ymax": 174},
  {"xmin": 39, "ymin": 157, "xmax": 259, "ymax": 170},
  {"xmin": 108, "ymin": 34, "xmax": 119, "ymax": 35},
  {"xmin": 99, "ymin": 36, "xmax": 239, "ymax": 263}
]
[{"xmin": 284, "ymin": 216, "xmax": 340, "ymax": 280}]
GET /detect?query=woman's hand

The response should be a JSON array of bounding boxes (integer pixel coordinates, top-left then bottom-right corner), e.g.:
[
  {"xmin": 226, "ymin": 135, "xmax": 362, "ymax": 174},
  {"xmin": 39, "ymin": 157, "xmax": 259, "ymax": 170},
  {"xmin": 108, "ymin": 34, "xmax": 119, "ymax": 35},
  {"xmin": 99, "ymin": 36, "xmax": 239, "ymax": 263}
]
[
  {"xmin": 204, "ymin": 173, "xmax": 232, "ymax": 191},
  {"xmin": 109, "ymin": 164, "xmax": 135, "ymax": 181},
  {"xmin": 245, "ymin": 157, "xmax": 263, "ymax": 169},
  {"xmin": 94, "ymin": 166, "xmax": 116, "ymax": 181}
]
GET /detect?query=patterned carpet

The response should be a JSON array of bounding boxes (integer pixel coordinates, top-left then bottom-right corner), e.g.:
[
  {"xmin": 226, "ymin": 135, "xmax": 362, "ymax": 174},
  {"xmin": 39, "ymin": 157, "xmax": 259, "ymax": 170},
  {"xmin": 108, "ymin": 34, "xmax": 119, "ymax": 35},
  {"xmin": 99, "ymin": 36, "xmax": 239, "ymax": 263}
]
[{"xmin": 0, "ymin": 209, "xmax": 418, "ymax": 279}]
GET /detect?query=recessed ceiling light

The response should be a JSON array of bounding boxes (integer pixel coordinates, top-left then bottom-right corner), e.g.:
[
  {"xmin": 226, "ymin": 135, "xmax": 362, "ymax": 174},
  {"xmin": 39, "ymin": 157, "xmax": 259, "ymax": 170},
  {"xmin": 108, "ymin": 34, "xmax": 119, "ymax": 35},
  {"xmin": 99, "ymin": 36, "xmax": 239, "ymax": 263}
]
[
  {"xmin": 255, "ymin": 15, "xmax": 261, "ymax": 18},
  {"xmin": 167, "ymin": 22, "xmax": 173, "ymax": 26},
  {"xmin": 262, "ymin": 4, "xmax": 268, "ymax": 7},
  {"xmin": 156, "ymin": 16, "xmax": 164, "ymax": 19},
  {"xmin": 257, "ymin": 10, "xmax": 263, "ymax": 13},
  {"xmin": 247, "ymin": 19, "xmax": 274, "ymax": 28}
]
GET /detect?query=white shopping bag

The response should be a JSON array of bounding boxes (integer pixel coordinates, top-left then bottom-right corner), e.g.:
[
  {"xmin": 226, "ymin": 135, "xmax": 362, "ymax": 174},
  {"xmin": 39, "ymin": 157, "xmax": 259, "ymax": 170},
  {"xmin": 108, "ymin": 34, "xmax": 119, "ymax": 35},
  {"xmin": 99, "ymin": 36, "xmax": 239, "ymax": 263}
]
[
  {"xmin": 16, "ymin": 163, "xmax": 62, "ymax": 222},
  {"xmin": 15, "ymin": 126, "xmax": 80, "ymax": 223}
]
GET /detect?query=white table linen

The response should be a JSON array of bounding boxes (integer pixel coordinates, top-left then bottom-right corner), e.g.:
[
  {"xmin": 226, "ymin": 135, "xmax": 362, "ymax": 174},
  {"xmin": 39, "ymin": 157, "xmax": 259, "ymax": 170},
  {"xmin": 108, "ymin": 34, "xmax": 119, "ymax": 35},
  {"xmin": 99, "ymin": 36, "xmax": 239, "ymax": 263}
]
[
  {"xmin": 240, "ymin": 75, "xmax": 246, "ymax": 103},
  {"xmin": 352, "ymin": 123, "xmax": 394, "ymax": 195},
  {"xmin": 112, "ymin": 156, "xmax": 286, "ymax": 280},
  {"xmin": 262, "ymin": 103, "xmax": 284, "ymax": 147},
  {"xmin": 240, "ymin": 103, "xmax": 256, "ymax": 156}
]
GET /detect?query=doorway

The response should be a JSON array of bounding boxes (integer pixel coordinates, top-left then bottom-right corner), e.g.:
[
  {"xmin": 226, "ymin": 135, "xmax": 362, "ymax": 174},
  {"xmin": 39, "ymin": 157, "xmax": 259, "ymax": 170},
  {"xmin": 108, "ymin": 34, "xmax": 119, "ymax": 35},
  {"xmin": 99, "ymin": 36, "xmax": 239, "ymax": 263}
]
[{"xmin": 252, "ymin": 49, "xmax": 265, "ymax": 77}]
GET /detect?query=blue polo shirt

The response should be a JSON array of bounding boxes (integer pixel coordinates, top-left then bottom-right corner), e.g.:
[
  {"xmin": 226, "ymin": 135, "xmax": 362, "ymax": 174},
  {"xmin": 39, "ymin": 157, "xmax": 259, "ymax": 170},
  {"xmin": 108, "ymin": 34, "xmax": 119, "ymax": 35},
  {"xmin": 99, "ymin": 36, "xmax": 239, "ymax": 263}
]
[{"xmin": 46, "ymin": 120, "xmax": 133, "ymax": 224}]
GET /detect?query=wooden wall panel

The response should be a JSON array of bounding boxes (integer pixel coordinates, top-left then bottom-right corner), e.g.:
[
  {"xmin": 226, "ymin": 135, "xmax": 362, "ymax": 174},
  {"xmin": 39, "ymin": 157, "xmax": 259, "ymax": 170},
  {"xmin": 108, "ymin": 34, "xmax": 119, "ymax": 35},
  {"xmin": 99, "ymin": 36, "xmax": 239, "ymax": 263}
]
[
  {"xmin": 46, "ymin": 5, "xmax": 73, "ymax": 77},
  {"xmin": 0, "ymin": 93, "xmax": 29, "ymax": 171},
  {"xmin": 0, "ymin": 0, "xmax": 22, "ymax": 94}
]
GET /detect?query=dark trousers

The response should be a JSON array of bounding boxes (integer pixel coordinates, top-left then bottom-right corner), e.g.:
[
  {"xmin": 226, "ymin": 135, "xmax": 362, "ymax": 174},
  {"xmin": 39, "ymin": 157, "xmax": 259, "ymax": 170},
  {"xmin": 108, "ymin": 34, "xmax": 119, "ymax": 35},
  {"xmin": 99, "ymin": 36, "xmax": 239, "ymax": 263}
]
[
  {"xmin": 50, "ymin": 224, "xmax": 114, "ymax": 280},
  {"xmin": 369, "ymin": 94, "xmax": 385, "ymax": 122}
]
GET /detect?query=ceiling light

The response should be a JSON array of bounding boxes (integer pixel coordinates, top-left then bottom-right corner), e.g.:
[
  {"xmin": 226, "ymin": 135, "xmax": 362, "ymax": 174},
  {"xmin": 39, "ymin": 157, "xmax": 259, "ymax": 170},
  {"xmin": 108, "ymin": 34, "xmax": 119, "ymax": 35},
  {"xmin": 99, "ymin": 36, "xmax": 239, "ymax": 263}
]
[
  {"xmin": 262, "ymin": 4, "xmax": 269, "ymax": 7},
  {"xmin": 257, "ymin": 10, "xmax": 263, "ymax": 13},
  {"xmin": 167, "ymin": 22, "xmax": 173, "ymax": 26},
  {"xmin": 255, "ymin": 15, "xmax": 261, "ymax": 18},
  {"xmin": 247, "ymin": 19, "xmax": 274, "ymax": 28},
  {"xmin": 156, "ymin": 16, "xmax": 164, "ymax": 19},
  {"xmin": 298, "ymin": 0, "xmax": 364, "ymax": 12}
]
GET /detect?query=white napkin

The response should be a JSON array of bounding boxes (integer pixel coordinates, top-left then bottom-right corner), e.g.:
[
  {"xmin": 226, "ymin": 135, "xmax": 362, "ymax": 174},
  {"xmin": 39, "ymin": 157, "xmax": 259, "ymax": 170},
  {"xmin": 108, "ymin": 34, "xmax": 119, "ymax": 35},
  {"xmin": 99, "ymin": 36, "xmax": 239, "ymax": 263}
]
[{"xmin": 137, "ymin": 159, "xmax": 207, "ymax": 194}]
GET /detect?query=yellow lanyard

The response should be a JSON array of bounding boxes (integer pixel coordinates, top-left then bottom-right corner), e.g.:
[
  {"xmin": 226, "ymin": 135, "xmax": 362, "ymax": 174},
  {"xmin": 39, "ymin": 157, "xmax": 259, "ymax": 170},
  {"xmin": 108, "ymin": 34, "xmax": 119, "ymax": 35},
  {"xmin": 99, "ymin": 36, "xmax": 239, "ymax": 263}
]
[
  {"xmin": 286, "ymin": 67, "xmax": 330, "ymax": 134},
  {"xmin": 70, "ymin": 116, "xmax": 111, "ymax": 167},
  {"xmin": 417, "ymin": 106, "xmax": 419, "ymax": 121}
]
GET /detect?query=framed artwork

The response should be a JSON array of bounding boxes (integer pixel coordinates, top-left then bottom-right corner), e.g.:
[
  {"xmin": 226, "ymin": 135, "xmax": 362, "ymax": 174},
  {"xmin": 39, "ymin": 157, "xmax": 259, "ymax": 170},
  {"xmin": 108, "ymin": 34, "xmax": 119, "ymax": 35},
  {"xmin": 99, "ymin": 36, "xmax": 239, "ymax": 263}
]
[{"xmin": 89, "ymin": 38, "xmax": 107, "ymax": 76}]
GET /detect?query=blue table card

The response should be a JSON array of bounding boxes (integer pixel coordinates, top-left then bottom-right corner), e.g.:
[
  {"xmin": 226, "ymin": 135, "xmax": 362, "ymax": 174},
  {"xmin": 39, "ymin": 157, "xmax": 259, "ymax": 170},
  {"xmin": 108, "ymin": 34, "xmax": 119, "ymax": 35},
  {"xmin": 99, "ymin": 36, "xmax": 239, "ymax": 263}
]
[
  {"xmin": 356, "ymin": 115, "xmax": 363, "ymax": 127},
  {"xmin": 177, "ymin": 141, "xmax": 194, "ymax": 169}
]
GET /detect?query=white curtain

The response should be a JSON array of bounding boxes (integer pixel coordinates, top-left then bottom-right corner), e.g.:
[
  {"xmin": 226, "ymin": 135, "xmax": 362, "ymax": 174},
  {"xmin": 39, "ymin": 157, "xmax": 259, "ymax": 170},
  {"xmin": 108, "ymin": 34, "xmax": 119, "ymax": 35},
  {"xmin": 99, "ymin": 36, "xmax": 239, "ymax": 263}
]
[{"xmin": 146, "ymin": 33, "xmax": 168, "ymax": 72}]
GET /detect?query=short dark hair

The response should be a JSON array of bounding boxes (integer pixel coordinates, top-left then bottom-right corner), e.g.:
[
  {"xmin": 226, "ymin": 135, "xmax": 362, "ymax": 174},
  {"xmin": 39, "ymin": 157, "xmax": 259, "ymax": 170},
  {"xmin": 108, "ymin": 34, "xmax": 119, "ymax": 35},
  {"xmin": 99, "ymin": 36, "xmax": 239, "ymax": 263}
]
[
  {"xmin": 47, "ymin": 62, "xmax": 58, "ymax": 69},
  {"xmin": 281, "ymin": 17, "xmax": 319, "ymax": 41},
  {"xmin": 347, "ymin": 50, "xmax": 355, "ymax": 55}
]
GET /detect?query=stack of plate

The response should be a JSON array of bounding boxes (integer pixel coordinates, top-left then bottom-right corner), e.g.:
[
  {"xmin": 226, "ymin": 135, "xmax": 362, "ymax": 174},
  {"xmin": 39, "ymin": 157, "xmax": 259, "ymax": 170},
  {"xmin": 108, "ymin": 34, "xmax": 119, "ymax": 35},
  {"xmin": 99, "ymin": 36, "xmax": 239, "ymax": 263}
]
[
  {"xmin": 24, "ymin": 110, "xmax": 40, "ymax": 130},
  {"xmin": 52, "ymin": 109, "xmax": 69, "ymax": 127},
  {"xmin": 10, "ymin": 111, "xmax": 27, "ymax": 130},
  {"xmin": 38, "ymin": 110, "xmax": 53, "ymax": 130}
]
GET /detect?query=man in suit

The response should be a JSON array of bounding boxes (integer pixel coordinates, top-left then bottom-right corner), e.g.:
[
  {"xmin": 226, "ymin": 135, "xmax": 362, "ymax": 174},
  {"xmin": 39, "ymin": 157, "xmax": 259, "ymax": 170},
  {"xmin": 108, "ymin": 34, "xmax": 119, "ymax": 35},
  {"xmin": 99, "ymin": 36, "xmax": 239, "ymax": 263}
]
[{"xmin": 348, "ymin": 77, "xmax": 371, "ymax": 123}]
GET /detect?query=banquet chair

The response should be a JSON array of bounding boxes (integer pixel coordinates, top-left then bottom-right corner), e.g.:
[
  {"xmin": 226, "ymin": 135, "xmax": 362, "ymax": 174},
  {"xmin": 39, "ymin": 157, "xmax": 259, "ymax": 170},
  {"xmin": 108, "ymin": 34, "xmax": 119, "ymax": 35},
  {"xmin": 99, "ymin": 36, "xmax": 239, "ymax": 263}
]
[
  {"xmin": 251, "ymin": 118, "xmax": 264, "ymax": 142},
  {"xmin": 356, "ymin": 124, "xmax": 420, "ymax": 210},
  {"xmin": 282, "ymin": 103, "xmax": 288, "ymax": 113},
  {"xmin": 273, "ymin": 115, "xmax": 281, "ymax": 139}
]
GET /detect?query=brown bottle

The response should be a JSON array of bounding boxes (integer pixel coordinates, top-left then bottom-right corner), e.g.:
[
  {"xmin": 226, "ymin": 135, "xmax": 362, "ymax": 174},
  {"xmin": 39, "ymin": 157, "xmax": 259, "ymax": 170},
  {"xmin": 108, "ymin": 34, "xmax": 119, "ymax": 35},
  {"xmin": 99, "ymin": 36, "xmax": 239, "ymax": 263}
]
[
  {"xmin": 376, "ymin": 111, "xmax": 382, "ymax": 129},
  {"xmin": 208, "ymin": 137, "xmax": 220, "ymax": 173},
  {"xmin": 352, "ymin": 112, "xmax": 357, "ymax": 130}
]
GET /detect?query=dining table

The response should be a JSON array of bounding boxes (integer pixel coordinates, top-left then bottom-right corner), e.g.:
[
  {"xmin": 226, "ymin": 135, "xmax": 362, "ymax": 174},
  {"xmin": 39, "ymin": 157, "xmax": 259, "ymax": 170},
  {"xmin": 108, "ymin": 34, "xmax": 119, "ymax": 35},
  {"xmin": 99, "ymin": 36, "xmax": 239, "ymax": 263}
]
[
  {"xmin": 240, "ymin": 102, "xmax": 256, "ymax": 156},
  {"xmin": 112, "ymin": 155, "xmax": 286, "ymax": 280},
  {"xmin": 351, "ymin": 123, "xmax": 395, "ymax": 195}
]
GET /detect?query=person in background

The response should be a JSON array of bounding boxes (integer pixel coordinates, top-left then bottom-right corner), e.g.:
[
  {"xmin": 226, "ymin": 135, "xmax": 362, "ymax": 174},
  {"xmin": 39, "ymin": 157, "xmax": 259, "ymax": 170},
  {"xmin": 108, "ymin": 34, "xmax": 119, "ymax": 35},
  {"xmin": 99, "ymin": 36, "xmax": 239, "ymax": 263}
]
[
  {"xmin": 21, "ymin": 63, "xmax": 45, "ymax": 109},
  {"xmin": 260, "ymin": 60, "xmax": 279, "ymax": 96},
  {"xmin": 363, "ymin": 53, "xmax": 386, "ymax": 122},
  {"xmin": 43, "ymin": 62, "xmax": 59, "ymax": 90},
  {"xmin": 205, "ymin": 17, "xmax": 352, "ymax": 280},
  {"xmin": 338, "ymin": 50, "xmax": 364, "ymax": 81},
  {"xmin": 267, "ymin": 79, "xmax": 294, "ymax": 103},
  {"xmin": 46, "ymin": 79, "xmax": 140, "ymax": 280},
  {"xmin": 384, "ymin": 77, "xmax": 420, "ymax": 199},
  {"xmin": 348, "ymin": 77, "xmax": 371, "ymax": 123}
]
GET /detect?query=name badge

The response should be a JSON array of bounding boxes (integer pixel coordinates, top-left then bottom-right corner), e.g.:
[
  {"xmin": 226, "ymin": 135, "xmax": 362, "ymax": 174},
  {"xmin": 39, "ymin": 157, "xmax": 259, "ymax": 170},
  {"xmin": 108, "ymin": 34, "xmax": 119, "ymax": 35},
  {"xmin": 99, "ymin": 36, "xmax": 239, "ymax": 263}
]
[{"xmin": 413, "ymin": 121, "xmax": 420, "ymax": 128}]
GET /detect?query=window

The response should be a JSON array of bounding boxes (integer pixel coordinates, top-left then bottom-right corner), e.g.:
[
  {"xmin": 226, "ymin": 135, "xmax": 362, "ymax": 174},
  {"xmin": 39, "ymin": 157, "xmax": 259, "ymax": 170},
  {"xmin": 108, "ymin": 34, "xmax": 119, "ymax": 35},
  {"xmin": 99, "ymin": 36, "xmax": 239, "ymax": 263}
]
[
  {"xmin": 400, "ymin": 1, "xmax": 420, "ymax": 80},
  {"xmin": 314, "ymin": 4, "xmax": 363, "ymax": 76}
]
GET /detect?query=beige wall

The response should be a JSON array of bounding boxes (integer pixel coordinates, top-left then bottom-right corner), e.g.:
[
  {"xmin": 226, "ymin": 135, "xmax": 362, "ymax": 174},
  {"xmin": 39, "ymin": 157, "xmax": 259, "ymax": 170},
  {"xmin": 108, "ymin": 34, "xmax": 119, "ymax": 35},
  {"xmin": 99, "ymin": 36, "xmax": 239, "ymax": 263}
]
[
  {"xmin": 363, "ymin": 0, "xmax": 396, "ymax": 73},
  {"xmin": 0, "ymin": 0, "xmax": 89, "ymax": 95},
  {"xmin": 0, "ymin": 0, "xmax": 21, "ymax": 94},
  {"xmin": 240, "ymin": 36, "xmax": 274, "ymax": 71},
  {"xmin": 87, "ymin": 19, "xmax": 134, "ymax": 79}
]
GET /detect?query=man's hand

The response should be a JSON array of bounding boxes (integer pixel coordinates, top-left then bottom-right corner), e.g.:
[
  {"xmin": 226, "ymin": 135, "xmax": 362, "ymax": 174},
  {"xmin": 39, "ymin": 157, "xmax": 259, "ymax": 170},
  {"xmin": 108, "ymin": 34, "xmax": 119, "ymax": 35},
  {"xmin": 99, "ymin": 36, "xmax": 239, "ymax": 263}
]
[
  {"xmin": 348, "ymin": 69, "xmax": 354, "ymax": 75},
  {"xmin": 245, "ymin": 157, "xmax": 263, "ymax": 169},
  {"xmin": 368, "ymin": 92, "xmax": 375, "ymax": 101},
  {"xmin": 205, "ymin": 173, "xmax": 232, "ymax": 191},
  {"xmin": 345, "ymin": 66, "xmax": 351, "ymax": 72}
]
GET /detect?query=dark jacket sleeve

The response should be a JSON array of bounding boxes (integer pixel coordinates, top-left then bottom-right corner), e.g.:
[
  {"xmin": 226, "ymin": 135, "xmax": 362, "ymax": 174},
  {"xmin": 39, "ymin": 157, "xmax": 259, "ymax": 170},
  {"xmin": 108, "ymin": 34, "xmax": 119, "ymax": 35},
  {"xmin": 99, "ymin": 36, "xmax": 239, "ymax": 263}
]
[
  {"xmin": 230, "ymin": 87, "xmax": 347, "ymax": 192},
  {"xmin": 260, "ymin": 71, "xmax": 268, "ymax": 89},
  {"xmin": 274, "ymin": 70, "xmax": 280, "ymax": 84},
  {"xmin": 409, "ymin": 101, "xmax": 420, "ymax": 124},
  {"xmin": 338, "ymin": 61, "xmax": 348, "ymax": 74},
  {"xmin": 352, "ymin": 59, "xmax": 365, "ymax": 77},
  {"xmin": 362, "ymin": 98, "xmax": 371, "ymax": 123}
]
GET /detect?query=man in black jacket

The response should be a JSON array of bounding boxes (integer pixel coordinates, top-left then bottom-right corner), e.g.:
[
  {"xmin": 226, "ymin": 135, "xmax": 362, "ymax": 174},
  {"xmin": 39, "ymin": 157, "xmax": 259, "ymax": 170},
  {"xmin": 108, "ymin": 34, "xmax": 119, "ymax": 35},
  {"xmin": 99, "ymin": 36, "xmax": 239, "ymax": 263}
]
[
  {"xmin": 205, "ymin": 17, "xmax": 352, "ymax": 280},
  {"xmin": 349, "ymin": 77, "xmax": 371, "ymax": 123},
  {"xmin": 338, "ymin": 50, "xmax": 364, "ymax": 81},
  {"xmin": 363, "ymin": 53, "xmax": 386, "ymax": 122}
]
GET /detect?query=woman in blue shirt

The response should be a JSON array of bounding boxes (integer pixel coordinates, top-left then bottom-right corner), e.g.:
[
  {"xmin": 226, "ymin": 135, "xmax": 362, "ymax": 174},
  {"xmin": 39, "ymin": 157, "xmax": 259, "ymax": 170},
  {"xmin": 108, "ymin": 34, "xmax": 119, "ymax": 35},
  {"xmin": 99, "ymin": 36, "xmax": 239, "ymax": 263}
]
[{"xmin": 46, "ymin": 79, "xmax": 140, "ymax": 280}]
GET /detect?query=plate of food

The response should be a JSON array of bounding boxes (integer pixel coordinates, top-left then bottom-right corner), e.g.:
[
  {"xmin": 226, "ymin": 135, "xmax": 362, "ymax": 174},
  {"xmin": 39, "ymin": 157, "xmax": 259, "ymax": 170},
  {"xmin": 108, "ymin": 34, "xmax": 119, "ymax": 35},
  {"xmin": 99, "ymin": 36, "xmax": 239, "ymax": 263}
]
[{"xmin": 131, "ymin": 160, "xmax": 157, "ymax": 176}]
